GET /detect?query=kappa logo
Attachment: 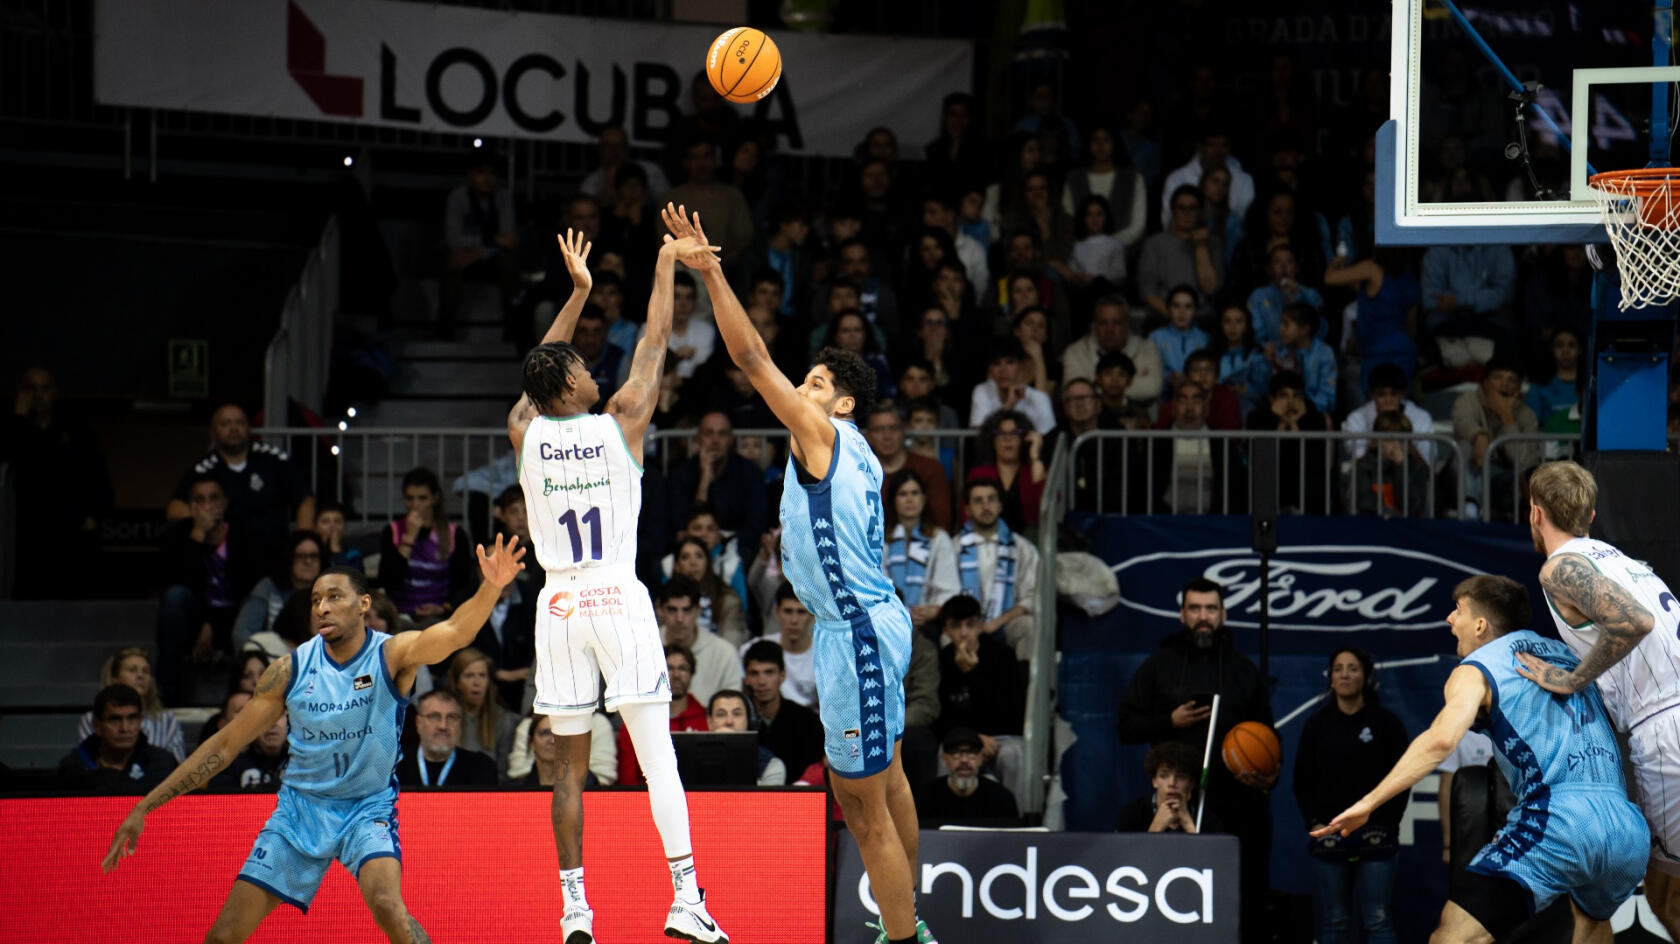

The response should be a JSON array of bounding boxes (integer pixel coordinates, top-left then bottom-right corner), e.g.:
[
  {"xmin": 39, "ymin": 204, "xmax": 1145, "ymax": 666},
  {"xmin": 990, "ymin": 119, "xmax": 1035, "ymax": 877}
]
[
  {"xmin": 352, "ymin": 674, "xmax": 373, "ymax": 691},
  {"xmin": 548, "ymin": 591, "xmax": 576, "ymax": 619}
]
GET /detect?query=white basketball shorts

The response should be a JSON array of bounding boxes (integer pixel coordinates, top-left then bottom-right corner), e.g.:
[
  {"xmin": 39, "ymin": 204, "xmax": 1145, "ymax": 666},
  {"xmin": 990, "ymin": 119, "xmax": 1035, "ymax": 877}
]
[
  {"xmin": 531, "ymin": 565, "xmax": 670, "ymax": 716},
  {"xmin": 1629, "ymin": 705, "xmax": 1680, "ymax": 875}
]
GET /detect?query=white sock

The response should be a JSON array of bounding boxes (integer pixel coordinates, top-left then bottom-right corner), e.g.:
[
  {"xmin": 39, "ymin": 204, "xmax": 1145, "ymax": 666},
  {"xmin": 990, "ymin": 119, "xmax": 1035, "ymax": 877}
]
[
  {"xmin": 669, "ymin": 855, "xmax": 702, "ymax": 906},
  {"xmin": 559, "ymin": 867, "xmax": 589, "ymax": 912},
  {"xmin": 618, "ymin": 701, "xmax": 695, "ymax": 860}
]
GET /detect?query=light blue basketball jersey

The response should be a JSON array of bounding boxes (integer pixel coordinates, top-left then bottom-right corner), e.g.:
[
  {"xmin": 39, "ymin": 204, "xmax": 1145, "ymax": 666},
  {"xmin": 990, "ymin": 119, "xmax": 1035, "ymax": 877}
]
[
  {"xmin": 779, "ymin": 418, "xmax": 898, "ymax": 623},
  {"xmin": 1462, "ymin": 630, "xmax": 1625, "ymax": 800},
  {"xmin": 1459, "ymin": 629, "xmax": 1648, "ymax": 919},
  {"xmin": 282, "ymin": 630, "xmax": 409, "ymax": 799}
]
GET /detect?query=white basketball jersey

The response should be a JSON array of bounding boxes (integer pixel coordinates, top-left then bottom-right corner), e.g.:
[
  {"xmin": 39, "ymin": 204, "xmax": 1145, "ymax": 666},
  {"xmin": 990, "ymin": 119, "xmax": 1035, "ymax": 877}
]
[
  {"xmin": 1547, "ymin": 537, "xmax": 1680, "ymax": 731},
  {"xmin": 518, "ymin": 413, "xmax": 642, "ymax": 573}
]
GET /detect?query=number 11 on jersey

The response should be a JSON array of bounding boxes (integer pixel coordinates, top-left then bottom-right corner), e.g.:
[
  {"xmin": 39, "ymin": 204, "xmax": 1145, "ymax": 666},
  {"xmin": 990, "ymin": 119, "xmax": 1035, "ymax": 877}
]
[{"xmin": 558, "ymin": 506, "xmax": 603, "ymax": 561}]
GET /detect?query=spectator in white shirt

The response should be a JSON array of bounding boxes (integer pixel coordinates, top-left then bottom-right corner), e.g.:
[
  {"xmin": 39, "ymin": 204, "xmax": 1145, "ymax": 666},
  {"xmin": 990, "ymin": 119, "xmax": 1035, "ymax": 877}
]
[
  {"xmin": 921, "ymin": 192, "xmax": 990, "ymax": 300},
  {"xmin": 1061, "ymin": 123, "xmax": 1147, "ymax": 248},
  {"xmin": 635, "ymin": 270, "xmax": 714, "ymax": 381},
  {"xmin": 656, "ymin": 576, "xmax": 741, "ymax": 706},
  {"xmin": 738, "ymin": 583, "xmax": 817, "ymax": 708},
  {"xmin": 970, "ymin": 338, "xmax": 1057, "ymax": 432},
  {"xmin": 1060, "ymin": 295, "xmax": 1165, "ymax": 407},
  {"xmin": 1341, "ymin": 363, "xmax": 1438, "ymax": 467},
  {"xmin": 1159, "ymin": 128, "xmax": 1256, "ymax": 228},
  {"xmin": 1068, "ymin": 195, "xmax": 1128, "ymax": 294}
]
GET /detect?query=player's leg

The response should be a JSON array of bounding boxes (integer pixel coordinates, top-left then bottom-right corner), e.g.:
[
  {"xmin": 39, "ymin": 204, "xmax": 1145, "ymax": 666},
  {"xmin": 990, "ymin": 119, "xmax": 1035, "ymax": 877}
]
[
  {"xmin": 1428, "ymin": 901, "xmax": 1496, "ymax": 944},
  {"xmin": 1629, "ymin": 714, "xmax": 1680, "ymax": 941},
  {"xmin": 831, "ymin": 768, "xmax": 918, "ymax": 940},
  {"xmin": 1645, "ymin": 867, "xmax": 1680, "ymax": 942},
  {"xmin": 1566, "ymin": 898, "xmax": 1613, "ymax": 944},
  {"xmin": 203, "ymin": 881, "xmax": 282, "ymax": 944},
  {"xmin": 545, "ymin": 712, "xmax": 596, "ymax": 943},
  {"xmin": 354, "ymin": 857, "xmax": 428, "ymax": 943},
  {"xmin": 225, "ymin": 798, "xmax": 329, "ymax": 941},
  {"xmin": 548, "ymin": 719, "xmax": 594, "ymax": 870},
  {"xmin": 881, "ymin": 743, "xmax": 919, "ymax": 875},
  {"xmin": 618, "ymin": 699, "xmax": 726, "ymax": 942},
  {"xmin": 1432, "ymin": 865, "xmax": 1531, "ymax": 944}
]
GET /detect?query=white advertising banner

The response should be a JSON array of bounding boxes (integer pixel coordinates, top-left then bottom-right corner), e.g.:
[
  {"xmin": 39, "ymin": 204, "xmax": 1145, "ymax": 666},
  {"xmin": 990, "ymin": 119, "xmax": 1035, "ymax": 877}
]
[{"xmin": 93, "ymin": 0, "xmax": 972, "ymax": 158}]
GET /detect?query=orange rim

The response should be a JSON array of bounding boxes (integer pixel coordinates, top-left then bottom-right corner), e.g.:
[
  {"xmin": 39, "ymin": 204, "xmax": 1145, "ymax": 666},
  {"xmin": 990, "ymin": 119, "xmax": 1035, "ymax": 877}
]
[{"xmin": 1589, "ymin": 167, "xmax": 1680, "ymax": 197}]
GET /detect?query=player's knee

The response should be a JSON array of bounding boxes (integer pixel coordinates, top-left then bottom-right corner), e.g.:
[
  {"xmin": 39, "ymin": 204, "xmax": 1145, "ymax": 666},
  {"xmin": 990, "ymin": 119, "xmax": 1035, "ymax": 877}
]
[
  {"xmin": 365, "ymin": 888, "xmax": 408, "ymax": 926},
  {"xmin": 203, "ymin": 919, "xmax": 244, "ymax": 944}
]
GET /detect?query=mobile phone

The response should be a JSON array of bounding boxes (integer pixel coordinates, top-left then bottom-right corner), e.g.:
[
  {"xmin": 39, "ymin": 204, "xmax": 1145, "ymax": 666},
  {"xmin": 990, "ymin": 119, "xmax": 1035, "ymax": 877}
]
[{"xmin": 1190, "ymin": 692, "xmax": 1214, "ymax": 709}]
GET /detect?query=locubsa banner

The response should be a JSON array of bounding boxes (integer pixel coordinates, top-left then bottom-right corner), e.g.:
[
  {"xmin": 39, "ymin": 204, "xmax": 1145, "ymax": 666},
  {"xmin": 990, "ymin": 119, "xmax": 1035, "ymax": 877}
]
[{"xmin": 92, "ymin": 0, "xmax": 973, "ymax": 158}]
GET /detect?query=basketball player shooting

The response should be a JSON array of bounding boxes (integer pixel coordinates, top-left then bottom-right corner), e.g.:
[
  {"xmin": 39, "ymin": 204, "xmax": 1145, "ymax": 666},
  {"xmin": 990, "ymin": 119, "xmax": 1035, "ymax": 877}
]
[
  {"xmin": 100, "ymin": 536, "xmax": 528, "ymax": 944},
  {"xmin": 662, "ymin": 203, "xmax": 935, "ymax": 944},
  {"xmin": 1516, "ymin": 460, "xmax": 1680, "ymax": 941},
  {"xmin": 507, "ymin": 227, "xmax": 727, "ymax": 944}
]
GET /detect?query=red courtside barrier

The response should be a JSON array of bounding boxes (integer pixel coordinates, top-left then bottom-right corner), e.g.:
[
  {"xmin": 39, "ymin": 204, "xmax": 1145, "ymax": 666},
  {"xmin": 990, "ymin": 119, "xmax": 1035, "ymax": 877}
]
[{"xmin": 0, "ymin": 789, "xmax": 828, "ymax": 943}]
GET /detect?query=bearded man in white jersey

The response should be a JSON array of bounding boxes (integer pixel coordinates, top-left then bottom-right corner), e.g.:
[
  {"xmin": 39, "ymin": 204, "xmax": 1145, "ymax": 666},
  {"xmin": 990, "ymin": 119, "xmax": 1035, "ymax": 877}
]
[
  {"xmin": 507, "ymin": 229, "xmax": 727, "ymax": 944},
  {"xmin": 1517, "ymin": 459, "xmax": 1680, "ymax": 940}
]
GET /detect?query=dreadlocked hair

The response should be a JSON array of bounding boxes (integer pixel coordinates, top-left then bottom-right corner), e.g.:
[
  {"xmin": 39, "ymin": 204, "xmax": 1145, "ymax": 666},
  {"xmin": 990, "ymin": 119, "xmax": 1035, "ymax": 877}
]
[
  {"xmin": 522, "ymin": 342, "xmax": 584, "ymax": 414},
  {"xmin": 812, "ymin": 346, "xmax": 876, "ymax": 420}
]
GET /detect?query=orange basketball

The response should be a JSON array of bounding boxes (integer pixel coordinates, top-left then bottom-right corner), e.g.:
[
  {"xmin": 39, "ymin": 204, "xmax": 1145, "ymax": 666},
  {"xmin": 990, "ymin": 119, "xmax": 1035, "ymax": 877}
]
[
  {"xmin": 1221, "ymin": 721, "xmax": 1282, "ymax": 780},
  {"xmin": 706, "ymin": 27, "xmax": 782, "ymax": 104}
]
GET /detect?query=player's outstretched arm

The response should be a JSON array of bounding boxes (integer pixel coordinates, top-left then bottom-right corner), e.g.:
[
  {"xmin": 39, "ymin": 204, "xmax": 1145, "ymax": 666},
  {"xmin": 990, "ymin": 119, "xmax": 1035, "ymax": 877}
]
[
  {"xmin": 542, "ymin": 228, "xmax": 594, "ymax": 346},
  {"xmin": 102, "ymin": 655, "xmax": 293, "ymax": 872},
  {"xmin": 604, "ymin": 231, "xmax": 711, "ymax": 459},
  {"xmin": 1312, "ymin": 665, "xmax": 1484, "ymax": 838},
  {"xmin": 384, "ymin": 534, "xmax": 527, "ymax": 672},
  {"xmin": 508, "ymin": 229, "xmax": 595, "ymax": 455},
  {"xmin": 1518, "ymin": 552, "xmax": 1656, "ymax": 694},
  {"xmin": 661, "ymin": 203, "xmax": 835, "ymax": 464}
]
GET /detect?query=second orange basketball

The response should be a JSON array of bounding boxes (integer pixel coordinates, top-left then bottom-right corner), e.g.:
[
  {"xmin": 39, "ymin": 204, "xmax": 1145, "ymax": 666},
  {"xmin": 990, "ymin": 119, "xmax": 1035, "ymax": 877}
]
[
  {"xmin": 1221, "ymin": 721, "xmax": 1282, "ymax": 780},
  {"xmin": 706, "ymin": 27, "xmax": 782, "ymax": 104}
]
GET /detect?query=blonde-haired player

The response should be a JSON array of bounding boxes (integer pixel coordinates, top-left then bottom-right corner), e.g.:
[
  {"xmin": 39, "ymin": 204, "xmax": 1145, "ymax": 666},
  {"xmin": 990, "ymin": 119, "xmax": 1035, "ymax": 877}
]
[{"xmin": 1518, "ymin": 459, "xmax": 1680, "ymax": 940}]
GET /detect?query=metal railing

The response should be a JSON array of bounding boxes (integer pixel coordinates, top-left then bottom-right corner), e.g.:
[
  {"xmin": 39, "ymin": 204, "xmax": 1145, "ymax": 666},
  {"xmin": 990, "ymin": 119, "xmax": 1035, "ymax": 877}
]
[
  {"xmin": 1020, "ymin": 434, "xmax": 1070, "ymax": 816},
  {"xmin": 1066, "ymin": 429, "xmax": 1467, "ymax": 518},
  {"xmin": 263, "ymin": 217, "xmax": 340, "ymax": 425},
  {"xmin": 1478, "ymin": 433, "xmax": 1680, "ymax": 523},
  {"xmin": 253, "ymin": 425, "xmax": 981, "ymax": 526}
]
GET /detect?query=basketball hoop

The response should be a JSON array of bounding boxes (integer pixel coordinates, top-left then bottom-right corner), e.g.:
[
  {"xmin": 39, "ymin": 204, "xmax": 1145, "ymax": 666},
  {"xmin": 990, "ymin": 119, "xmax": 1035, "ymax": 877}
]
[{"xmin": 1586, "ymin": 168, "xmax": 1680, "ymax": 310}]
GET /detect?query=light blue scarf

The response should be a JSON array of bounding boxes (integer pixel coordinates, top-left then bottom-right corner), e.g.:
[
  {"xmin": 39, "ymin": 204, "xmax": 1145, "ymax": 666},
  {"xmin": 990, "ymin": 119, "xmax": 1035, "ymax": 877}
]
[
  {"xmin": 885, "ymin": 523, "xmax": 932, "ymax": 606},
  {"xmin": 958, "ymin": 518, "xmax": 1016, "ymax": 619}
]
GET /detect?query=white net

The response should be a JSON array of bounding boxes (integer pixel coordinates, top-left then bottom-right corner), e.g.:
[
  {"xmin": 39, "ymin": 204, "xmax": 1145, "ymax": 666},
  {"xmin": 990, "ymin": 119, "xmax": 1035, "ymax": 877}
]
[{"xmin": 1587, "ymin": 169, "xmax": 1680, "ymax": 310}]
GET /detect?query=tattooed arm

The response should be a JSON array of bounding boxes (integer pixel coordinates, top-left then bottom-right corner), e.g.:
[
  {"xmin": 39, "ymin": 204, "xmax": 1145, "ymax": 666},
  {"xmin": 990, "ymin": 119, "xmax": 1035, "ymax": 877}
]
[
  {"xmin": 101, "ymin": 655, "xmax": 292, "ymax": 871},
  {"xmin": 1517, "ymin": 553, "xmax": 1656, "ymax": 695}
]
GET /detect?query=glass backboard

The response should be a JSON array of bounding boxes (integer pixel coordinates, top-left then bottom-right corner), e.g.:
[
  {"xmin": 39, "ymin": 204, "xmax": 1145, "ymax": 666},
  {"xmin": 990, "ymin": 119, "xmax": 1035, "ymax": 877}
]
[{"xmin": 1383, "ymin": 0, "xmax": 1678, "ymax": 245}]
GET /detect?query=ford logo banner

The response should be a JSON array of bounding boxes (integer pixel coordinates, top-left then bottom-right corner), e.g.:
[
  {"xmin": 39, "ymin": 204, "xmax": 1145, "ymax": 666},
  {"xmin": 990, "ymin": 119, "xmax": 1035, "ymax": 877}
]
[{"xmin": 1076, "ymin": 515, "xmax": 1544, "ymax": 652}]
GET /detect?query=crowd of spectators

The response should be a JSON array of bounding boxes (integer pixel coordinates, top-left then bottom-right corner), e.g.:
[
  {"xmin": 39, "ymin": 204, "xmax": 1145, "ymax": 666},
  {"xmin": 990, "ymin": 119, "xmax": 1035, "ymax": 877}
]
[{"xmin": 25, "ymin": 45, "xmax": 1680, "ymax": 944}]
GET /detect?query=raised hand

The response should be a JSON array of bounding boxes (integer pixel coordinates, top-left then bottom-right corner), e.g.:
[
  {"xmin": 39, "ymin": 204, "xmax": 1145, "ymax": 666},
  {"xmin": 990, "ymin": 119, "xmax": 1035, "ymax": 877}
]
[
  {"xmin": 660, "ymin": 204, "xmax": 721, "ymax": 270},
  {"xmin": 557, "ymin": 228, "xmax": 593, "ymax": 292},
  {"xmin": 476, "ymin": 534, "xmax": 528, "ymax": 588}
]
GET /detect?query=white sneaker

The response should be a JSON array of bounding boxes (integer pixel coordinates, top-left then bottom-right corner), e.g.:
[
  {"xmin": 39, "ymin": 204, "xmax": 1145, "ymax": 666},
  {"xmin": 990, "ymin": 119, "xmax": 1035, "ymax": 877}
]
[
  {"xmin": 664, "ymin": 890, "xmax": 728, "ymax": 943},
  {"xmin": 562, "ymin": 907, "xmax": 595, "ymax": 944}
]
